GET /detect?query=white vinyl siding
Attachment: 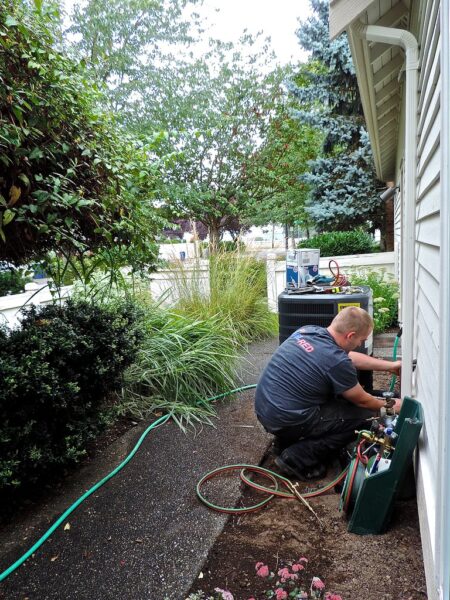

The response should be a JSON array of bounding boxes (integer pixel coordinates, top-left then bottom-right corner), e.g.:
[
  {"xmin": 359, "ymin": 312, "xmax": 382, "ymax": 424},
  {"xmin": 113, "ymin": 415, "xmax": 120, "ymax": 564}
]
[
  {"xmin": 413, "ymin": 0, "xmax": 441, "ymax": 587},
  {"xmin": 333, "ymin": 0, "xmax": 445, "ymax": 595}
]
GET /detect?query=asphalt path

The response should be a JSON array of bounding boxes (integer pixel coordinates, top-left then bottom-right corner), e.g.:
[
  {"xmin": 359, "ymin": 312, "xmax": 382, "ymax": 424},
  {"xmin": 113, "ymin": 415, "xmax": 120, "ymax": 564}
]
[{"xmin": 0, "ymin": 338, "xmax": 277, "ymax": 600}]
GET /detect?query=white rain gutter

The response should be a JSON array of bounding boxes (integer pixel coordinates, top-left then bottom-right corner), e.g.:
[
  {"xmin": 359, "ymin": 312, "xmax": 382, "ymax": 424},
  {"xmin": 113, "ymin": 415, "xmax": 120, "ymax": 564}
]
[
  {"xmin": 353, "ymin": 23, "xmax": 418, "ymax": 398},
  {"xmin": 438, "ymin": 3, "xmax": 450, "ymax": 598}
]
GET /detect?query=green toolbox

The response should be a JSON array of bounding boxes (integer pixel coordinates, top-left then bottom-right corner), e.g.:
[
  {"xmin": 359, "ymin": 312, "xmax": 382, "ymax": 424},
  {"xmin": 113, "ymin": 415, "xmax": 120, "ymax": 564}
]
[{"xmin": 342, "ymin": 396, "xmax": 423, "ymax": 535}]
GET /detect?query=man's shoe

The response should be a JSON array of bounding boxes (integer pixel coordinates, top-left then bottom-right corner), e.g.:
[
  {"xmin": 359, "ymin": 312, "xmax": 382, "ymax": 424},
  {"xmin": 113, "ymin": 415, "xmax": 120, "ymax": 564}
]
[
  {"xmin": 271, "ymin": 437, "xmax": 286, "ymax": 456},
  {"xmin": 275, "ymin": 455, "xmax": 327, "ymax": 482}
]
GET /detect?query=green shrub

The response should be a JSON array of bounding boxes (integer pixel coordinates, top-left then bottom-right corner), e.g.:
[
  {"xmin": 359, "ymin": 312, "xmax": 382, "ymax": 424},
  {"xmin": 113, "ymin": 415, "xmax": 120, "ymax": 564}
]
[
  {"xmin": 121, "ymin": 304, "xmax": 239, "ymax": 429},
  {"xmin": 0, "ymin": 263, "xmax": 32, "ymax": 295},
  {"xmin": 297, "ymin": 230, "xmax": 377, "ymax": 256},
  {"xmin": 0, "ymin": 298, "xmax": 143, "ymax": 493},
  {"xmin": 40, "ymin": 254, "xmax": 90, "ymax": 287},
  {"xmin": 349, "ymin": 269, "xmax": 399, "ymax": 333},
  {"xmin": 171, "ymin": 252, "xmax": 277, "ymax": 344}
]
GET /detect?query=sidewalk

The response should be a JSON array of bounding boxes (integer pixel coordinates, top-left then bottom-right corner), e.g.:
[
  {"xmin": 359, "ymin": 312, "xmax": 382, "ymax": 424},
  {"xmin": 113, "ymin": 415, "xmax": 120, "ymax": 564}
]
[
  {"xmin": 0, "ymin": 333, "xmax": 398, "ymax": 599},
  {"xmin": 0, "ymin": 340, "xmax": 276, "ymax": 600}
]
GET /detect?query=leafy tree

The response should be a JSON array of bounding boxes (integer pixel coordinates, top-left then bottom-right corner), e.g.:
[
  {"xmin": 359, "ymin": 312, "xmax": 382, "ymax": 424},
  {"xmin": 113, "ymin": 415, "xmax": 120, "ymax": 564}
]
[
  {"xmin": 244, "ymin": 100, "xmax": 322, "ymax": 242},
  {"xmin": 290, "ymin": 0, "xmax": 388, "ymax": 245},
  {"xmin": 0, "ymin": 1, "xmax": 163, "ymax": 268},
  {"xmin": 220, "ymin": 215, "xmax": 251, "ymax": 242},
  {"xmin": 67, "ymin": 1, "xmax": 323, "ymax": 250},
  {"xmin": 161, "ymin": 219, "xmax": 208, "ymax": 241},
  {"xmin": 67, "ymin": 0, "xmax": 202, "ymax": 118},
  {"xmin": 151, "ymin": 40, "xmax": 289, "ymax": 250}
]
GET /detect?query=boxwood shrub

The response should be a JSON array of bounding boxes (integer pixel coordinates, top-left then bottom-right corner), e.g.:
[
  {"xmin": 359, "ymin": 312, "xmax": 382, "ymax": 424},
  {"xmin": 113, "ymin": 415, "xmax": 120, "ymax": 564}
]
[
  {"xmin": 0, "ymin": 298, "xmax": 143, "ymax": 494},
  {"xmin": 297, "ymin": 230, "xmax": 378, "ymax": 256}
]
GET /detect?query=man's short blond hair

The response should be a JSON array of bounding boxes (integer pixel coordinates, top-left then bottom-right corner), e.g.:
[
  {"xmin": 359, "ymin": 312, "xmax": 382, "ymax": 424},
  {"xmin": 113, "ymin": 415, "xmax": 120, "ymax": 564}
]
[{"xmin": 331, "ymin": 306, "xmax": 373, "ymax": 335}]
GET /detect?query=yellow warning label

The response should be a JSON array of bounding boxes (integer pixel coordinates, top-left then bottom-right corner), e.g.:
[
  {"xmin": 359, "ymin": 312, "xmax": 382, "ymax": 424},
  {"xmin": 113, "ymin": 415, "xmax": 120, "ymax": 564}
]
[{"xmin": 337, "ymin": 302, "xmax": 361, "ymax": 312}]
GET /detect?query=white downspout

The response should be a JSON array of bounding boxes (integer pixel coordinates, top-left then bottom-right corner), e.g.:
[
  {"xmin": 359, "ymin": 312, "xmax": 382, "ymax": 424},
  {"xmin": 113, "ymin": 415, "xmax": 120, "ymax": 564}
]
[{"xmin": 354, "ymin": 23, "xmax": 419, "ymax": 398}]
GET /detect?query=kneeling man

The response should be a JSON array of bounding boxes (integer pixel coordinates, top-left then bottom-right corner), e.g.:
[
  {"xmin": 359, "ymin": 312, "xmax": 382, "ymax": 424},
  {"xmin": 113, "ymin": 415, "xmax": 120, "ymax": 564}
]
[{"xmin": 255, "ymin": 307, "xmax": 401, "ymax": 480}]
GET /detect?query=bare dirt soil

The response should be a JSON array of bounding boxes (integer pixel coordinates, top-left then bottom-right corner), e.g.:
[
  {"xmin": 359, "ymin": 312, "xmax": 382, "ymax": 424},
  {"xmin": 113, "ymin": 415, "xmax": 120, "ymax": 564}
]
[{"xmin": 188, "ymin": 372, "xmax": 428, "ymax": 600}]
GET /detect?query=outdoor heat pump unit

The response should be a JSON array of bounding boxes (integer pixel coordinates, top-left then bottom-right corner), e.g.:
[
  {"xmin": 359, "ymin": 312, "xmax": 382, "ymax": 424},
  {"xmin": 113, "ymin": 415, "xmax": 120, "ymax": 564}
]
[{"xmin": 278, "ymin": 286, "xmax": 374, "ymax": 388}]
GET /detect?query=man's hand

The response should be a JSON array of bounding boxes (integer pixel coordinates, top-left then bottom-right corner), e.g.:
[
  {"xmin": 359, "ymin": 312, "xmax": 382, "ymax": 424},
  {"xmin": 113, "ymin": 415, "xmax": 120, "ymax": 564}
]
[{"xmin": 388, "ymin": 360, "xmax": 401, "ymax": 377}]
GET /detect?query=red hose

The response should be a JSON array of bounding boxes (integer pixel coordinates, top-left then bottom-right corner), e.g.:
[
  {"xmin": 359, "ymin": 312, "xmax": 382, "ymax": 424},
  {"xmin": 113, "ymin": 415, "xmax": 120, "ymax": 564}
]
[
  {"xmin": 197, "ymin": 464, "xmax": 349, "ymax": 514},
  {"xmin": 329, "ymin": 259, "xmax": 349, "ymax": 286}
]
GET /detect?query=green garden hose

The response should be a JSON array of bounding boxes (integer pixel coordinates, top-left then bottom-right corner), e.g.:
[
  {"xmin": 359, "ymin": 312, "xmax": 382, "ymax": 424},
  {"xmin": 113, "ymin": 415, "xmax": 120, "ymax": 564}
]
[
  {"xmin": 0, "ymin": 385, "xmax": 256, "ymax": 583},
  {"xmin": 0, "ymin": 414, "xmax": 170, "ymax": 582},
  {"xmin": 389, "ymin": 328, "xmax": 402, "ymax": 392}
]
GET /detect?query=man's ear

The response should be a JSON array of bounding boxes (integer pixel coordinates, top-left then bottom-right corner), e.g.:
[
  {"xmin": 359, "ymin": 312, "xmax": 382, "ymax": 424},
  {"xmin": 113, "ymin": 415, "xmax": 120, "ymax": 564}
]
[{"xmin": 346, "ymin": 331, "xmax": 356, "ymax": 341}]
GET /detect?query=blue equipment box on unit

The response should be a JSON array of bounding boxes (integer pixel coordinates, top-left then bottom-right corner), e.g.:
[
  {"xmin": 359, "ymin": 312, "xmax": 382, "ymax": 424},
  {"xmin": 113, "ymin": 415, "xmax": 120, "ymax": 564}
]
[{"xmin": 286, "ymin": 249, "xmax": 320, "ymax": 288}]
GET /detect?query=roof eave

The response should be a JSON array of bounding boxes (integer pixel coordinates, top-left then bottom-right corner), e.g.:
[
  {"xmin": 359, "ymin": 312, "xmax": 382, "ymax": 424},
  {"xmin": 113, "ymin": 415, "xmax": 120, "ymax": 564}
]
[{"xmin": 346, "ymin": 24, "xmax": 391, "ymax": 180}]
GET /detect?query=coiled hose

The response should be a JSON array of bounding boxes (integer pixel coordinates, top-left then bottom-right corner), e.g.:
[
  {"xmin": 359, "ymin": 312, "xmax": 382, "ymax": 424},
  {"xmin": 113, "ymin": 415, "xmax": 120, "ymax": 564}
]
[{"xmin": 196, "ymin": 464, "xmax": 348, "ymax": 513}]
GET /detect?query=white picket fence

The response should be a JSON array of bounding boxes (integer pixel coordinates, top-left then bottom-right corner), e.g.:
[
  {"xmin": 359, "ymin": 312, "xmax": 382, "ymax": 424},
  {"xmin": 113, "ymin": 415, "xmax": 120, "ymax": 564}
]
[
  {"xmin": 0, "ymin": 253, "xmax": 395, "ymax": 328},
  {"xmin": 0, "ymin": 260, "xmax": 210, "ymax": 329}
]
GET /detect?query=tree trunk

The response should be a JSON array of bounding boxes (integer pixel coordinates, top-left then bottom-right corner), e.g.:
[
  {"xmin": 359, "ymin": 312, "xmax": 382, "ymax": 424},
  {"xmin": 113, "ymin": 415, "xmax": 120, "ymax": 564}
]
[
  {"xmin": 290, "ymin": 226, "xmax": 296, "ymax": 249},
  {"xmin": 271, "ymin": 223, "xmax": 275, "ymax": 249},
  {"xmin": 209, "ymin": 221, "xmax": 221, "ymax": 254},
  {"xmin": 284, "ymin": 223, "xmax": 289, "ymax": 250},
  {"xmin": 191, "ymin": 220, "xmax": 199, "ymax": 259}
]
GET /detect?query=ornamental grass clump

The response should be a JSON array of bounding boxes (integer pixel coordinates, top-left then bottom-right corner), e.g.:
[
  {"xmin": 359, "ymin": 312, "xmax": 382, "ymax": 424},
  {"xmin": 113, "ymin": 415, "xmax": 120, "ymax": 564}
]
[
  {"xmin": 170, "ymin": 252, "xmax": 278, "ymax": 345},
  {"xmin": 121, "ymin": 302, "xmax": 239, "ymax": 429}
]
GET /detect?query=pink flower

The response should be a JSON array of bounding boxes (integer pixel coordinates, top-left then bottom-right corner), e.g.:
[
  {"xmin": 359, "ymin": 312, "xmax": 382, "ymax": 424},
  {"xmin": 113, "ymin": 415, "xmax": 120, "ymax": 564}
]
[
  {"xmin": 214, "ymin": 588, "xmax": 234, "ymax": 600},
  {"xmin": 277, "ymin": 567, "xmax": 290, "ymax": 582},
  {"xmin": 256, "ymin": 564, "xmax": 269, "ymax": 578},
  {"xmin": 278, "ymin": 566, "xmax": 299, "ymax": 582},
  {"xmin": 311, "ymin": 577, "xmax": 325, "ymax": 590},
  {"xmin": 292, "ymin": 562, "xmax": 305, "ymax": 572},
  {"xmin": 247, "ymin": 598, "xmax": 256, "ymax": 600},
  {"xmin": 255, "ymin": 562, "xmax": 264, "ymax": 570},
  {"xmin": 299, "ymin": 556, "xmax": 309, "ymax": 563},
  {"xmin": 325, "ymin": 595, "xmax": 342, "ymax": 600},
  {"xmin": 275, "ymin": 589, "xmax": 288, "ymax": 600}
]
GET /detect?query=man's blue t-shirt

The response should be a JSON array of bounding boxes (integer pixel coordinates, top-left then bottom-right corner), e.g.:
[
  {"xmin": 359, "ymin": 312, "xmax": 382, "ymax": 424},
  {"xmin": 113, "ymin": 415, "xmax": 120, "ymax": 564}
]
[{"xmin": 255, "ymin": 325, "xmax": 358, "ymax": 431}]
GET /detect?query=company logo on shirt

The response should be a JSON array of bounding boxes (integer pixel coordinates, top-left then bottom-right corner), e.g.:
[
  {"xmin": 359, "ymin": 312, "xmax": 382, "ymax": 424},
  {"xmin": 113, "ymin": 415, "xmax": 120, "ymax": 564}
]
[{"xmin": 297, "ymin": 338, "xmax": 314, "ymax": 353}]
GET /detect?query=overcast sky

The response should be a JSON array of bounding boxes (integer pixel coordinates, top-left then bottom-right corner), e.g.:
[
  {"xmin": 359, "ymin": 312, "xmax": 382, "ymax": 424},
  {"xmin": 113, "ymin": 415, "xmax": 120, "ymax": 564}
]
[
  {"xmin": 195, "ymin": 0, "xmax": 312, "ymax": 65},
  {"xmin": 63, "ymin": 0, "xmax": 312, "ymax": 66}
]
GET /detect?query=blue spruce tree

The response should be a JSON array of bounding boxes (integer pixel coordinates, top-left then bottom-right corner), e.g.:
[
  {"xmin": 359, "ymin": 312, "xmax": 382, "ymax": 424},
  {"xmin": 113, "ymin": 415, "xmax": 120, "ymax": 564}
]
[{"xmin": 291, "ymin": 0, "xmax": 391, "ymax": 248}]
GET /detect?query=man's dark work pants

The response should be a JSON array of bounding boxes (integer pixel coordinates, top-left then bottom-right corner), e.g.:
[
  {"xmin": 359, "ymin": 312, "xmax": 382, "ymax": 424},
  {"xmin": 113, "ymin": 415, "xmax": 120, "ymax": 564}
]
[{"xmin": 272, "ymin": 397, "xmax": 376, "ymax": 471}]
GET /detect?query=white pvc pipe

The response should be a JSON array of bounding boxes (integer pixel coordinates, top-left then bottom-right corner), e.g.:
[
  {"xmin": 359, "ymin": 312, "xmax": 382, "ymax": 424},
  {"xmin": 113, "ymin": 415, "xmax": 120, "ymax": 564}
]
[{"xmin": 354, "ymin": 23, "xmax": 419, "ymax": 399}]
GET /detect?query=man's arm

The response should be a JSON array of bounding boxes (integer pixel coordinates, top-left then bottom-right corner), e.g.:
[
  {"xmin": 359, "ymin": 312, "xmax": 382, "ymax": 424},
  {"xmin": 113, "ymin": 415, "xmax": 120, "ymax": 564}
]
[
  {"xmin": 342, "ymin": 383, "xmax": 402, "ymax": 413},
  {"xmin": 348, "ymin": 351, "xmax": 401, "ymax": 376}
]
